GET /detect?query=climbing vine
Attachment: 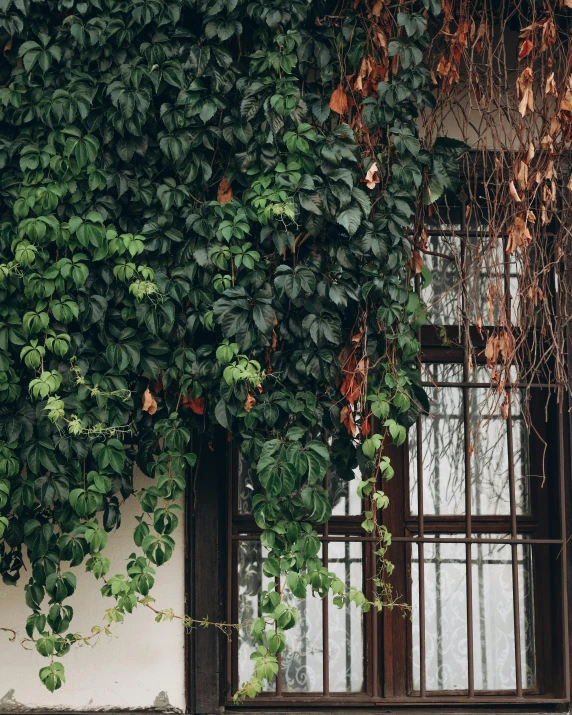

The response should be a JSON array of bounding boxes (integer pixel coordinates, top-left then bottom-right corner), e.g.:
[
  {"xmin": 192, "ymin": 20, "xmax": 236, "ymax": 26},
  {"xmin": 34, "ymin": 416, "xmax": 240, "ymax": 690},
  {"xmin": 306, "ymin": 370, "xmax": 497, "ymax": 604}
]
[{"xmin": 0, "ymin": 0, "xmax": 469, "ymax": 700}]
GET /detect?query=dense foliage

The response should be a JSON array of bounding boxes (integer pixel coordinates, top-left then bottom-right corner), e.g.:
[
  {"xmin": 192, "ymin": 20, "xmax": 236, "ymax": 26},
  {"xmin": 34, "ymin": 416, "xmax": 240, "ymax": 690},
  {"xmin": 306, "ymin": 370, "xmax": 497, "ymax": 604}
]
[{"xmin": 0, "ymin": 0, "xmax": 466, "ymax": 699}]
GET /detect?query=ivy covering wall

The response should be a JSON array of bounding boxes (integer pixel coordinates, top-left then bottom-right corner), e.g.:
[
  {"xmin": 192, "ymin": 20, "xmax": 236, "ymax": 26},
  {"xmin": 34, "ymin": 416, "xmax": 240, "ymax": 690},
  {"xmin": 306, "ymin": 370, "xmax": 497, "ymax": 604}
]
[{"xmin": 0, "ymin": 0, "xmax": 467, "ymax": 699}]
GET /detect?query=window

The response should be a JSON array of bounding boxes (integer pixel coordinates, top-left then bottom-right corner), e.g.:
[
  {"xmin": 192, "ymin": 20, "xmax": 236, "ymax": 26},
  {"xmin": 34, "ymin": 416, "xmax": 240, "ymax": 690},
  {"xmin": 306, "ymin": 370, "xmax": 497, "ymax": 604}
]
[
  {"xmin": 215, "ymin": 194, "xmax": 570, "ymax": 709},
  {"xmin": 230, "ymin": 456, "xmax": 370, "ymax": 700}
]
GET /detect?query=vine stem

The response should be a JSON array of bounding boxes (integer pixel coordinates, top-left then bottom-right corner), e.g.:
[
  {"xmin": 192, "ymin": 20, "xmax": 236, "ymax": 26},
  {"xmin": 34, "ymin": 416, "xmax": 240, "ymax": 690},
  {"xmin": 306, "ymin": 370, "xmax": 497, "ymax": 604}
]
[{"xmin": 0, "ymin": 627, "xmax": 17, "ymax": 641}]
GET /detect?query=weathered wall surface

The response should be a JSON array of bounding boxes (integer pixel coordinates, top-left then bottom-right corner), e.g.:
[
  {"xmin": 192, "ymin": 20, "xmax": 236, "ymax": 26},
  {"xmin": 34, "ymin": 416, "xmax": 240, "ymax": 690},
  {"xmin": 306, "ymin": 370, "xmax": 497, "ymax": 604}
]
[{"xmin": 0, "ymin": 468, "xmax": 186, "ymax": 712}]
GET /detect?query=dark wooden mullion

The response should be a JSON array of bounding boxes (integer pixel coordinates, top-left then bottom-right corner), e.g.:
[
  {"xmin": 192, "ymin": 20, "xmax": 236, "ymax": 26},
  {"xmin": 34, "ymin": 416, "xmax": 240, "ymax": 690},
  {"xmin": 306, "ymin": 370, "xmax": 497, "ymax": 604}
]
[
  {"xmin": 526, "ymin": 386, "xmax": 551, "ymax": 698},
  {"xmin": 227, "ymin": 441, "xmax": 236, "ymax": 698},
  {"xmin": 405, "ymin": 516, "xmax": 537, "ymax": 532},
  {"xmin": 381, "ymin": 438, "xmax": 408, "ymax": 697},
  {"xmin": 322, "ymin": 472, "xmax": 329, "ymax": 698},
  {"xmin": 191, "ymin": 429, "xmax": 227, "ymax": 714}
]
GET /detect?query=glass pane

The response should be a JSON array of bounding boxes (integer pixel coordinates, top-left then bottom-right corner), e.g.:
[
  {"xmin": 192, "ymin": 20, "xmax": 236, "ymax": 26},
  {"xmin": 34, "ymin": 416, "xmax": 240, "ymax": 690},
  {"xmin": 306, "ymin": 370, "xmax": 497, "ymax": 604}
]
[
  {"xmin": 238, "ymin": 540, "xmax": 326, "ymax": 693},
  {"xmin": 465, "ymin": 235, "xmax": 505, "ymax": 327},
  {"xmin": 410, "ymin": 364, "xmax": 530, "ymax": 516},
  {"xmin": 470, "ymin": 367, "xmax": 530, "ymax": 515},
  {"xmin": 423, "ymin": 233, "xmax": 462, "ymax": 326},
  {"xmin": 328, "ymin": 541, "xmax": 365, "ymax": 691},
  {"xmin": 412, "ymin": 537, "xmax": 536, "ymax": 693},
  {"xmin": 409, "ymin": 363, "xmax": 465, "ymax": 515},
  {"xmin": 281, "ymin": 582, "xmax": 323, "ymax": 692},
  {"xmin": 237, "ymin": 540, "xmax": 275, "ymax": 691},
  {"xmin": 412, "ymin": 540, "xmax": 468, "ymax": 691},
  {"xmin": 472, "ymin": 539, "xmax": 536, "ymax": 690},
  {"xmin": 329, "ymin": 469, "xmax": 362, "ymax": 516},
  {"xmin": 421, "ymin": 212, "xmax": 520, "ymax": 328}
]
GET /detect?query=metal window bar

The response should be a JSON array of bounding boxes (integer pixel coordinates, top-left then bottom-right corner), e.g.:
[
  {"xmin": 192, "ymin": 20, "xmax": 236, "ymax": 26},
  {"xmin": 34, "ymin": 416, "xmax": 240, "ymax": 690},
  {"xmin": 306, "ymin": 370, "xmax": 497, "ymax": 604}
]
[
  {"xmin": 460, "ymin": 202, "xmax": 475, "ymax": 697},
  {"xmin": 503, "ymin": 215, "xmax": 522, "ymax": 697},
  {"xmin": 416, "ymin": 413, "xmax": 426, "ymax": 697},
  {"xmin": 322, "ymin": 472, "xmax": 329, "ymax": 697}
]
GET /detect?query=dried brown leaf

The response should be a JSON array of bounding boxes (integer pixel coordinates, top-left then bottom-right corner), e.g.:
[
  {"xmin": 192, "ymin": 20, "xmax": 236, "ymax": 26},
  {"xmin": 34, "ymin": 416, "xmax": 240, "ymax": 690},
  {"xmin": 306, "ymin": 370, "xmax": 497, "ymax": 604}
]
[
  {"xmin": 541, "ymin": 19, "xmax": 557, "ymax": 51},
  {"xmin": 364, "ymin": 161, "xmax": 380, "ymax": 189},
  {"xmin": 413, "ymin": 250, "xmax": 423, "ymax": 274},
  {"xmin": 485, "ymin": 335, "xmax": 500, "ymax": 368},
  {"xmin": 217, "ymin": 176, "xmax": 233, "ymax": 204},
  {"xmin": 340, "ymin": 405, "xmax": 357, "ymax": 437},
  {"xmin": 516, "ymin": 161, "xmax": 528, "ymax": 190},
  {"xmin": 142, "ymin": 388, "xmax": 157, "ymax": 415},
  {"xmin": 329, "ymin": 84, "xmax": 348, "ymax": 115},
  {"xmin": 545, "ymin": 72, "xmax": 557, "ymax": 97},
  {"xmin": 516, "ymin": 67, "xmax": 534, "ymax": 117},
  {"xmin": 501, "ymin": 393, "xmax": 510, "ymax": 420},
  {"xmin": 506, "ymin": 216, "xmax": 532, "ymax": 254},
  {"xmin": 509, "ymin": 180, "xmax": 522, "ymax": 202},
  {"xmin": 561, "ymin": 86, "xmax": 572, "ymax": 113},
  {"xmin": 370, "ymin": 0, "xmax": 384, "ymax": 14}
]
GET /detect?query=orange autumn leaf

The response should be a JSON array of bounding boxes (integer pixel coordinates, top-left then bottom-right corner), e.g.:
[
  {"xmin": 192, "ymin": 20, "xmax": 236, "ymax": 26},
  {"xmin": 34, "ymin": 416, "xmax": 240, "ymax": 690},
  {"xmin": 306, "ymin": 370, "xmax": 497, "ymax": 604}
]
[
  {"xmin": 142, "ymin": 388, "xmax": 157, "ymax": 415},
  {"xmin": 518, "ymin": 37, "xmax": 534, "ymax": 61},
  {"xmin": 329, "ymin": 84, "xmax": 348, "ymax": 115},
  {"xmin": 182, "ymin": 396, "xmax": 205, "ymax": 415},
  {"xmin": 340, "ymin": 373, "xmax": 361, "ymax": 404},
  {"xmin": 244, "ymin": 394, "xmax": 256, "ymax": 412},
  {"xmin": 340, "ymin": 404, "xmax": 357, "ymax": 437},
  {"xmin": 217, "ymin": 176, "xmax": 233, "ymax": 204}
]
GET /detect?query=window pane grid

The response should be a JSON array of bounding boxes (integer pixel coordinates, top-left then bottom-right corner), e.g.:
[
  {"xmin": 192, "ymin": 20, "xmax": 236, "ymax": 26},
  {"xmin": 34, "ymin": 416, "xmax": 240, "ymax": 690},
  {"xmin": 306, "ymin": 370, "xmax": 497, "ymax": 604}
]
[
  {"xmin": 408, "ymin": 357, "xmax": 535, "ymax": 698},
  {"xmin": 229, "ymin": 370, "xmax": 569, "ymax": 704},
  {"xmin": 411, "ymin": 537, "xmax": 536, "ymax": 693},
  {"xmin": 234, "ymin": 535, "xmax": 367, "ymax": 697}
]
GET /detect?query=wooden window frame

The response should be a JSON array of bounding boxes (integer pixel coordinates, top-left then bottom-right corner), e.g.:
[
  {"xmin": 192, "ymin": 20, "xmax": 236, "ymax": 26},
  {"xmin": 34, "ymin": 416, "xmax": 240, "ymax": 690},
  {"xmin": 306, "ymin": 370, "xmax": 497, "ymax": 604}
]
[
  {"xmin": 185, "ymin": 192, "xmax": 572, "ymax": 713},
  {"xmin": 185, "ymin": 362, "xmax": 570, "ymax": 712}
]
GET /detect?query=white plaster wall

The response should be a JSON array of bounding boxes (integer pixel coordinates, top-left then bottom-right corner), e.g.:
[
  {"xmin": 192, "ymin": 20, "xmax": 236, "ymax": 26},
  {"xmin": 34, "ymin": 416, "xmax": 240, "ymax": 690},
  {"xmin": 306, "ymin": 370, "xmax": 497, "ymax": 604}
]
[{"xmin": 0, "ymin": 468, "xmax": 186, "ymax": 712}]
